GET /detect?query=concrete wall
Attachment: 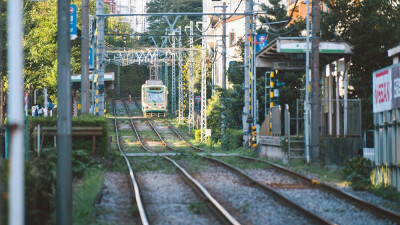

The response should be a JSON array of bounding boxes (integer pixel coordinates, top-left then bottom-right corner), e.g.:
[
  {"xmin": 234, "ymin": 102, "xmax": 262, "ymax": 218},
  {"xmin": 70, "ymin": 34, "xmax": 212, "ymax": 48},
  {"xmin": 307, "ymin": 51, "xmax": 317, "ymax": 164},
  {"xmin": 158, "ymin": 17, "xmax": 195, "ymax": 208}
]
[
  {"xmin": 258, "ymin": 136, "xmax": 285, "ymax": 160},
  {"xmin": 321, "ymin": 137, "xmax": 363, "ymax": 166}
]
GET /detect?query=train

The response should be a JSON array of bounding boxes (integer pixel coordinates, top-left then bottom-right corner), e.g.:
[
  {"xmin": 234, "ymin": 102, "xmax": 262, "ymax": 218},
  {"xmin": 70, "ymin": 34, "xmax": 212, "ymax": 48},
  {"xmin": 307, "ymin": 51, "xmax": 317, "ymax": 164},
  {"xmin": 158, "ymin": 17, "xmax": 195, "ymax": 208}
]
[{"xmin": 141, "ymin": 80, "xmax": 168, "ymax": 117}]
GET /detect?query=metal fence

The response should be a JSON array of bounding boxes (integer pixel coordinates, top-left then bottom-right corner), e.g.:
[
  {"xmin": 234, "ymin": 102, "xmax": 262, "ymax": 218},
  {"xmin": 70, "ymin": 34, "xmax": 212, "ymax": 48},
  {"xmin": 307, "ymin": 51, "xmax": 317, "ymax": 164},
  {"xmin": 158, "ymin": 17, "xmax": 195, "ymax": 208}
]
[
  {"xmin": 262, "ymin": 98, "xmax": 362, "ymax": 138},
  {"xmin": 373, "ymin": 108, "xmax": 400, "ymax": 191}
]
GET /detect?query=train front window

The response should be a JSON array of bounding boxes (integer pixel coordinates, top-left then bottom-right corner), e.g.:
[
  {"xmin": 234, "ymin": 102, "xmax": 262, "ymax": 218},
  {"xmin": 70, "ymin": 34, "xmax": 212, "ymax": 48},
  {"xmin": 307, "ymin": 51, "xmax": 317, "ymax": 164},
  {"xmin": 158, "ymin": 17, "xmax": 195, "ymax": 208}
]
[{"xmin": 146, "ymin": 91, "xmax": 164, "ymax": 103}]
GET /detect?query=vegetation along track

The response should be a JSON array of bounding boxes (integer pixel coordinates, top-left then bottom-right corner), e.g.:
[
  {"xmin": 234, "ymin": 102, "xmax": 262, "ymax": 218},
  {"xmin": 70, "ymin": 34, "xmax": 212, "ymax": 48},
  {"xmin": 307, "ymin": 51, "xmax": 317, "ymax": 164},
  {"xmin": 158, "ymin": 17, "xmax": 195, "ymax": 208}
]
[
  {"xmin": 139, "ymin": 101, "xmax": 400, "ymax": 224},
  {"xmin": 118, "ymin": 98, "xmax": 241, "ymax": 225},
  {"xmin": 130, "ymin": 98, "xmax": 331, "ymax": 224}
]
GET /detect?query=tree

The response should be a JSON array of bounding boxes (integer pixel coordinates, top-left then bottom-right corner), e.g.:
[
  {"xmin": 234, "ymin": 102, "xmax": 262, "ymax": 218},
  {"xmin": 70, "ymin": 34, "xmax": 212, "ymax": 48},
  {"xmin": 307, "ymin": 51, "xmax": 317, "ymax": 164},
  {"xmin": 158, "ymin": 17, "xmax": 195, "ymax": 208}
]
[{"xmin": 321, "ymin": 0, "xmax": 400, "ymax": 129}]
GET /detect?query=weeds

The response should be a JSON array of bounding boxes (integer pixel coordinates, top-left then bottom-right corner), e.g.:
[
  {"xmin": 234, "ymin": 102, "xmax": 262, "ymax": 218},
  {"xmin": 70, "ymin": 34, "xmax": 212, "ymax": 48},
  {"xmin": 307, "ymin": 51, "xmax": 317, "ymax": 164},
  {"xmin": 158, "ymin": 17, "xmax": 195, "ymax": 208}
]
[
  {"xmin": 188, "ymin": 202, "xmax": 207, "ymax": 214},
  {"xmin": 238, "ymin": 201, "xmax": 251, "ymax": 213}
]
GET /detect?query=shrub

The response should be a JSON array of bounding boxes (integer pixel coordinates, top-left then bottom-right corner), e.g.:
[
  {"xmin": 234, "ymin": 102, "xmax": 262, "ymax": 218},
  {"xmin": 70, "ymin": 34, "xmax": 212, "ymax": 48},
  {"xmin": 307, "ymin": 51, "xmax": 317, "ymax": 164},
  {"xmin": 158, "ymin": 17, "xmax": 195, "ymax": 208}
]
[
  {"xmin": 221, "ymin": 129, "xmax": 242, "ymax": 150},
  {"xmin": 195, "ymin": 129, "xmax": 201, "ymax": 142},
  {"xmin": 343, "ymin": 157, "xmax": 373, "ymax": 190},
  {"xmin": 28, "ymin": 116, "xmax": 109, "ymax": 156}
]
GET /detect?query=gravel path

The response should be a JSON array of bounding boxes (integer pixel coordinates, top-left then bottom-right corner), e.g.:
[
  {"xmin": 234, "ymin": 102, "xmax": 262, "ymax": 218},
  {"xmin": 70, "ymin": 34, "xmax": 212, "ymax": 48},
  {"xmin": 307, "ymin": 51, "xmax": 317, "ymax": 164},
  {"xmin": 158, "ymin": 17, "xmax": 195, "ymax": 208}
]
[
  {"xmin": 135, "ymin": 171, "xmax": 221, "ymax": 225},
  {"xmin": 93, "ymin": 172, "xmax": 141, "ymax": 225},
  {"xmin": 132, "ymin": 119, "xmax": 168, "ymax": 152},
  {"xmin": 178, "ymin": 161, "xmax": 315, "ymax": 225},
  {"xmin": 244, "ymin": 168, "xmax": 397, "ymax": 225}
]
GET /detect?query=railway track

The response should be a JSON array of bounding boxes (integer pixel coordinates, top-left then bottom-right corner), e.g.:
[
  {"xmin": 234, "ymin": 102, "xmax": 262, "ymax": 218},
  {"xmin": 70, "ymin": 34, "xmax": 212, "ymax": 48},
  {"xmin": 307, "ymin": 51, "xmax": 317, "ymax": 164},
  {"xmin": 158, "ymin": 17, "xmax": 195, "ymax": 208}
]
[
  {"xmin": 128, "ymin": 98, "xmax": 333, "ymax": 224},
  {"xmin": 130, "ymin": 98, "xmax": 400, "ymax": 224},
  {"xmin": 112, "ymin": 99, "xmax": 149, "ymax": 225},
  {"xmin": 115, "ymin": 99, "xmax": 240, "ymax": 225}
]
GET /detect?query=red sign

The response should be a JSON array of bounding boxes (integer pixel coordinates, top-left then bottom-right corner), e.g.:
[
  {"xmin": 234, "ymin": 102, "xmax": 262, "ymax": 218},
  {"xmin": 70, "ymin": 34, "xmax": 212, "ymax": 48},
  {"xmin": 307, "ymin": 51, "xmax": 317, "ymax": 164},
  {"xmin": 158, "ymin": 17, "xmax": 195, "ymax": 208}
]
[{"xmin": 195, "ymin": 96, "xmax": 201, "ymax": 103}]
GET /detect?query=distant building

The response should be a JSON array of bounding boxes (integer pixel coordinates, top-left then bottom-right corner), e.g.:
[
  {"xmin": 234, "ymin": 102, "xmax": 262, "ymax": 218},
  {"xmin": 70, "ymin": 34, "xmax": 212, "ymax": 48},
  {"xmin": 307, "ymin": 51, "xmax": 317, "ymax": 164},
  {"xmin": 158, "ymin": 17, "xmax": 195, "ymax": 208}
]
[
  {"xmin": 112, "ymin": 0, "xmax": 149, "ymax": 33},
  {"xmin": 203, "ymin": 0, "xmax": 279, "ymax": 88},
  {"xmin": 286, "ymin": 0, "xmax": 329, "ymax": 21}
]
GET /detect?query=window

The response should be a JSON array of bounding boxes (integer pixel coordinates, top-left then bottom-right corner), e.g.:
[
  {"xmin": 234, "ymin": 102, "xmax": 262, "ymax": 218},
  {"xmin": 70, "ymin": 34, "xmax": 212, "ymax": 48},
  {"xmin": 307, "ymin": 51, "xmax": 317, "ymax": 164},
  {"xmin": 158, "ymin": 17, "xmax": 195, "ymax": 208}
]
[{"xmin": 229, "ymin": 32, "xmax": 236, "ymax": 47}]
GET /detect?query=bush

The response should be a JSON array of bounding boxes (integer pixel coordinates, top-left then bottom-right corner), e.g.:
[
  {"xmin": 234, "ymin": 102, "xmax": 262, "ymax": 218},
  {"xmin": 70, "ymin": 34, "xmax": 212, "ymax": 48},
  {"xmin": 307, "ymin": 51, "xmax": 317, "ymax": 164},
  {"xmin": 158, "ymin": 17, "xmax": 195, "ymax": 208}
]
[
  {"xmin": 221, "ymin": 129, "xmax": 242, "ymax": 150},
  {"xmin": 28, "ymin": 116, "xmax": 109, "ymax": 156},
  {"xmin": 343, "ymin": 157, "xmax": 373, "ymax": 190},
  {"xmin": 195, "ymin": 129, "xmax": 201, "ymax": 142}
]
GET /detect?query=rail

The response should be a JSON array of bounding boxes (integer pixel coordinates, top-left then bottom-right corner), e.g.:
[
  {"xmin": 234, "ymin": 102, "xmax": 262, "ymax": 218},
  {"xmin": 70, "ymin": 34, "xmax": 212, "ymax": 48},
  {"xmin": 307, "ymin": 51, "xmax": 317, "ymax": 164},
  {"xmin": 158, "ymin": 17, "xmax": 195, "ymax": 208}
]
[
  {"xmin": 121, "ymin": 98, "xmax": 240, "ymax": 225},
  {"xmin": 129, "ymin": 98, "xmax": 333, "ymax": 224},
  {"xmin": 112, "ymin": 99, "xmax": 149, "ymax": 225},
  {"xmin": 238, "ymin": 156, "xmax": 400, "ymax": 222}
]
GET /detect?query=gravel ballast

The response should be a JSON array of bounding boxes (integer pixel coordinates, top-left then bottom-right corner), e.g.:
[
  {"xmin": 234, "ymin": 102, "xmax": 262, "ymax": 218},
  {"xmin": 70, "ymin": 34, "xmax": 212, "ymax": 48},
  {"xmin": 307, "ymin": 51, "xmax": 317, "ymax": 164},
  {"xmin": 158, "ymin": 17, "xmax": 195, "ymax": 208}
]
[
  {"xmin": 244, "ymin": 168, "xmax": 397, "ymax": 225},
  {"xmin": 93, "ymin": 172, "xmax": 141, "ymax": 225},
  {"xmin": 135, "ymin": 171, "xmax": 221, "ymax": 225},
  {"xmin": 178, "ymin": 161, "xmax": 316, "ymax": 225}
]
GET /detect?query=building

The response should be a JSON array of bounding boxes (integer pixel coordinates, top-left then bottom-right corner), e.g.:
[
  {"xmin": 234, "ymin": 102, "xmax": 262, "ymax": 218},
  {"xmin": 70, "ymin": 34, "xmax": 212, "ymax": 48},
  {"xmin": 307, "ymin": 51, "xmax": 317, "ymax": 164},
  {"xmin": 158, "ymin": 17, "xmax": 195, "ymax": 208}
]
[
  {"xmin": 286, "ymin": 0, "xmax": 329, "ymax": 20},
  {"xmin": 203, "ymin": 0, "xmax": 272, "ymax": 89},
  {"xmin": 112, "ymin": 0, "xmax": 149, "ymax": 33}
]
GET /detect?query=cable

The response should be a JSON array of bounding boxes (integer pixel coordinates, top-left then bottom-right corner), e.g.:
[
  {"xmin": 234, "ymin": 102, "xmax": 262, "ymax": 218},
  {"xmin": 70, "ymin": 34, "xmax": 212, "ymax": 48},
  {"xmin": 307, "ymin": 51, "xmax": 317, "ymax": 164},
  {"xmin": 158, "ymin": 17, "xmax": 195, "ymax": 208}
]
[
  {"xmin": 262, "ymin": 0, "xmax": 299, "ymax": 32},
  {"xmin": 226, "ymin": 0, "xmax": 244, "ymax": 20}
]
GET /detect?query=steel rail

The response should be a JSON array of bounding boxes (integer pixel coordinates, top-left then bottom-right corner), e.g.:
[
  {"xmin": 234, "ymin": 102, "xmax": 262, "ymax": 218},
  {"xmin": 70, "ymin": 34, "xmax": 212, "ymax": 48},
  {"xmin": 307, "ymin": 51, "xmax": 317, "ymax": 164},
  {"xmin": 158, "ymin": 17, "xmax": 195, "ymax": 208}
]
[
  {"xmin": 112, "ymin": 99, "xmax": 149, "ymax": 225},
  {"xmin": 163, "ymin": 120, "xmax": 203, "ymax": 152},
  {"xmin": 238, "ymin": 156, "xmax": 400, "ymax": 222},
  {"xmin": 202, "ymin": 156, "xmax": 334, "ymax": 225},
  {"xmin": 131, "ymin": 99, "xmax": 332, "ymax": 224},
  {"xmin": 121, "ymin": 99, "xmax": 240, "ymax": 225}
]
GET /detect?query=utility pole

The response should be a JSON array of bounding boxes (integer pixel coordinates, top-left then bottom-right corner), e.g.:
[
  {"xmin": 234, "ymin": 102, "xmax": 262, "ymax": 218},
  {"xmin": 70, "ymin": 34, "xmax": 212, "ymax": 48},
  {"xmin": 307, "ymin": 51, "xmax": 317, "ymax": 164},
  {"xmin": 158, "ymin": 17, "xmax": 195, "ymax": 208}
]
[
  {"xmin": 243, "ymin": 0, "xmax": 252, "ymax": 145},
  {"xmin": 171, "ymin": 31, "xmax": 176, "ymax": 115},
  {"xmin": 310, "ymin": 0, "xmax": 320, "ymax": 162},
  {"xmin": 96, "ymin": 0, "xmax": 105, "ymax": 116},
  {"xmin": 7, "ymin": 0, "xmax": 25, "ymax": 224},
  {"xmin": 188, "ymin": 21, "xmax": 194, "ymax": 132},
  {"xmin": 178, "ymin": 27, "xmax": 183, "ymax": 124},
  {"xmin": 56, "ymin": 0, "xmax": 72, "ymax": 224},
  {"xmin": 117, "ymin": 63, "xmax": 120, "ymax": 98},
  {"xmin": 200, "ymin": 21, "xmax": 207, "ymax": 142},
  {"xmin": 304, "ymin": 0, "xmax": 311, "ymax": 163},
  {"xmin": 221, "ymin": 2, "xmax": 227, "ymax": 135},
  {"xmin": 81, "ymin": 0, "xmax": 90, "ymax": 114}
]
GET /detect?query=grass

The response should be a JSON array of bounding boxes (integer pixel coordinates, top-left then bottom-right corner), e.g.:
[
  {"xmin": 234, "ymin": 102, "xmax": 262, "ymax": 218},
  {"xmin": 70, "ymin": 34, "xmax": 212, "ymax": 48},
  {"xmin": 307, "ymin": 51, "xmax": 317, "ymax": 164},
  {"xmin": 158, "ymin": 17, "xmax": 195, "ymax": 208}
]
[
  {"xmin": 130, "ymin": 157, "xmax": 176, "ymax": 173},
  {"xmin": 73, "ymin": 168, "xmax": 105, "ymax": 225},
  {"xmin": 187, "ymin": 202, "xmax": 207, "ymax": 214},
  {"xmin": 213, "ymin": 156, "xmax": 271, "ymax": 170},
  {"xmin": 172, "ymin": 153, "xmax": 211, "ymax": 172}
]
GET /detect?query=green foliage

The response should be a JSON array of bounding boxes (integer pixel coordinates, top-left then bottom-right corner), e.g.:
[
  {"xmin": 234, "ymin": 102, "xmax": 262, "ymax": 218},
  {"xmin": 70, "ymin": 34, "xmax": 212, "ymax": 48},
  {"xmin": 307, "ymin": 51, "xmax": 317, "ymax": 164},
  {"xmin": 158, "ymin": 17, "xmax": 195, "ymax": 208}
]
[
  {"xmin": 187, "ymin": 202, "xmax": 207, "ymax": 214},
  {"xmin": 144, "ymin": 0, "xmax": 202, "ymax": 44},
  {"xmin": 238, "ymin": 201, "xmax": 251, "ymax": 214},
  {"xmin": 28, "ymin": 116, "xmax": 109, "ymax": 156},
  {"xmin": 343, "ymin": 157, "xmax": 374, "ymax": 190},
  {"xmin": 321, "ymin": 0, "xmax": 400, "ymax": 129},
  {"xmin": 73, "ymin": 169, "xmax": 104, "ymax": 225},
  {"xmin": 206, "ymin": 91, "xmax": 222, "ymax": 141},
  {"xmin": 221, "ymin": 129, "xmax": 243, "ymax": 150}
]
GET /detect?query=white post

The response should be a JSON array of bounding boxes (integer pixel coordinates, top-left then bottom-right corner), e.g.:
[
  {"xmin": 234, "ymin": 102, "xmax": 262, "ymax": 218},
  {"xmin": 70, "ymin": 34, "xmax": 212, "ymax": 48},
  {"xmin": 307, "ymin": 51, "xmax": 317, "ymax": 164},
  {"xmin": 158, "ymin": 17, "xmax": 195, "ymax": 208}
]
[
  {"xmin": 304, "ymin": 0, "xmax": 311, "ymax": 163},
  {"xmin": 8, "ymin": 0, "xmax": 25, "ymax": 224},
  {"xmin": 37, "ymin": 124, "xmax": 41, "ymax": 156},
  {"xmin": 335, "ymin": 61, "xmax": 340, "ymax": 136},
  {"xmin": 44, "ymin": 87, "xmax": 48, "ymax": 108},
  {"xmin": 328, "ymin": 64, "xmax": 333, "ymax": 135},
  {"xmin": 343, "ymin": 60, "xmax": 349, "ymax": 136}
]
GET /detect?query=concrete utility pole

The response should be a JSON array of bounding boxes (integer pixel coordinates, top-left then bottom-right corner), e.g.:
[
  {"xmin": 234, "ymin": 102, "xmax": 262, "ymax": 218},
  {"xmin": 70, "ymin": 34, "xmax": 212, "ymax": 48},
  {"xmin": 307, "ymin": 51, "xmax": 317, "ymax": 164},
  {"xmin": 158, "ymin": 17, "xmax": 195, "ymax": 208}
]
[
  {"xmin": 96, "ymin": 0, "xmax": 105, "ymax": 116},
  {"xmin": 117, "ymin": 63, "xmax": 121, "ymax": 98},
  {"xmin": 7, "ymin": 0, "xmax": 25, "ymax": 224},
  {"xmin": 310, "ymin": 0, "xmax": 320, "ymax": 162},
  {"xmin": 242, "ymin": 0, "xmax": 252, "ymax": 145},
  {"xmin": 56, "ymin": 0, "xmax": 72, "ymax": 224},
  {"xmin": 221, "ymin": 2, "xmax": 227, "ymax": 135},
  {"xmin": 81, "ymin": 0, "xmax": 90, "ymax": 114},
  {"xmin": 304, "ymin": 0, "xmax": 311, "ymax": 163}
]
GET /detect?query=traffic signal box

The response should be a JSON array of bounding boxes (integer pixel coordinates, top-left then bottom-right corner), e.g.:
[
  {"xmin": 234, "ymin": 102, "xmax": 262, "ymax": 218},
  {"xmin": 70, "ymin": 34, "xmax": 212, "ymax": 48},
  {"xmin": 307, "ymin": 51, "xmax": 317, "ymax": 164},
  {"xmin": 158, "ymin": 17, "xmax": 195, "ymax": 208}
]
[{"xmin": 251, "ymin": 126, "xmax": 257, "ymax": 148}]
